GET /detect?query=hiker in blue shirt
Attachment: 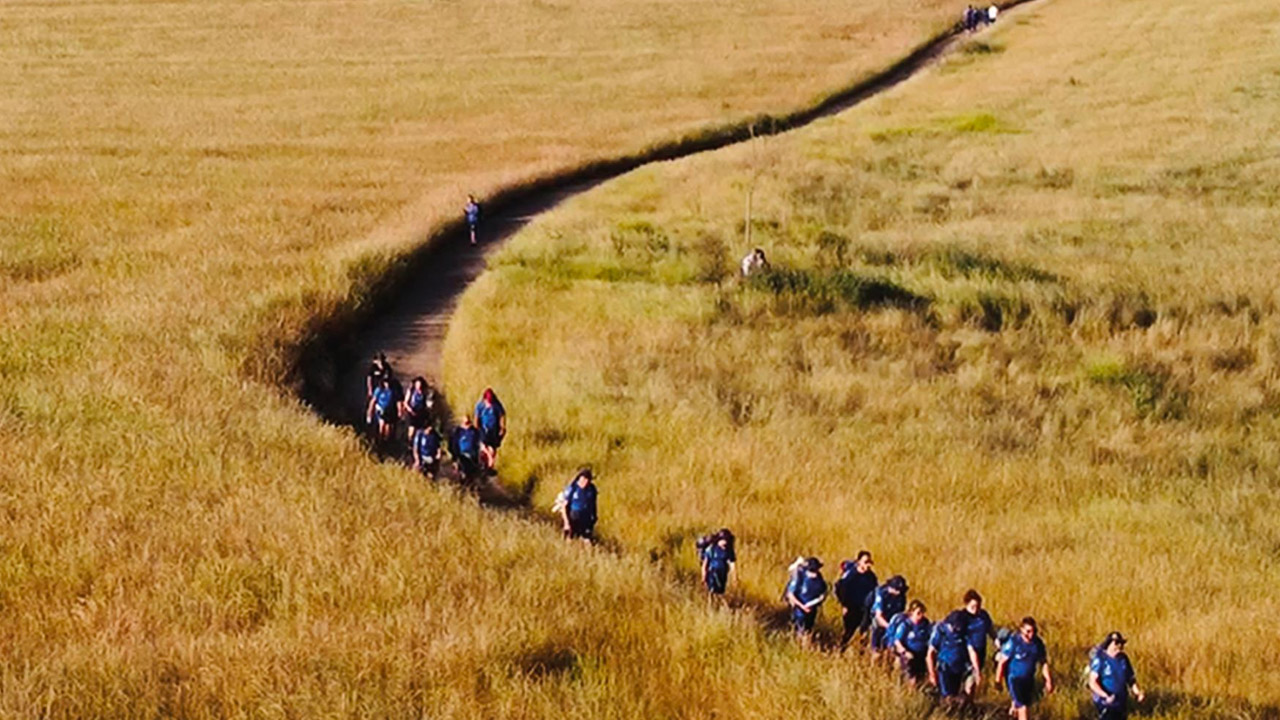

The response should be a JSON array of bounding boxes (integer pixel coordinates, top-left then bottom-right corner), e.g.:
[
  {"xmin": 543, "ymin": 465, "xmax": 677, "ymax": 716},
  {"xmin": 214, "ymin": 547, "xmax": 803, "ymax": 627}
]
[
  {"xmin": 465, "ymin": 195, "xmax": 481, "ymax": 245},
  {"xmin": 560, "ymin": 468, "xmax": 598, "ymax": 542},
  {"xmin": 366, "ymin": 376, "xmax": 399, "ymax": 441},
  {"xmin": 700, "ymin": 528, "xmax": 736, "ymax": 597},
  {"xmin": 889, "ymin": 599, "xmax": 931, "ymax": 687},
  {"xmin": 449, "ymin": 416, "xmax": 482, "ymax": 482},
  {"xmin": 963, "ymin": 589, "xmax": 997, "ymax": 692},
  {"xmin": 869, "ymin": 575, "xmax": 909, "ymax": 662},
  {"xmin": 402, "ymin": 377, "xmax": 433, "ymax": 443},
  {"xmin": 412, "ymin": 424, "xmax": 442, "ymax": 480},
  {"xmin": 1088, "ymin": 632, "xmax": 1145, "ymax": 720},
  {"xmin": 785, "ymin": 557, "xmax": 827, "ymax": 645},
  {"xmin": 929, "ymin": 609, "xmax": 981, "ymax": 705},
  {"xmin": 996, "ymin": 616, "xmax": 1055, "ymax": 720},
  {"xmin": 474, "ymin": 387, "xmax": 506, "ymax": 472},
  {"xmin": 834, "ymin": 550, "xmax": 878, "ymax": 651}
]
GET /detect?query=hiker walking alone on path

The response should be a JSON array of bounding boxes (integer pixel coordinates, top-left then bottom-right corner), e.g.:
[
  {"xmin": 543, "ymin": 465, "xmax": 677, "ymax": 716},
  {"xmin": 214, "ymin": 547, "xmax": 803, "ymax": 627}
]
[
  {"xmin": 929, "ymin": 609, "xmax": 982, "ymax": 706},
  {"xmin": 474, "ymin": 387, "xmax": 506, "ymax": 472},
  {"xmin": 962, "ymin": 589, "xmax": 998, "ymax": 694},
  {"xmin": 559, "ymin": 468, "xmax": 599, "ymax": 543},
  {"xmin": 996, "ymin": 616, "xmax": 1055, "ymax": 720},
  {"xmin": 1088, "ymin": 632, "xmax": 1145, "ymax": 720},
  {"xmin": 412, "ymin": 423, "xmax": 443, "ymax": 480},
  {"xmin": 785, "ymin": 557, "xmax": 828, "ymax": 645},
  {"xmin": 449, "ymin": 415, "xmax": 482, "ymax": 482},
  {"xmin": 834, "ymin": 550, "xmax": 878, "ymax": 651},
  {"xmin": 888, "ymin": 599, "xmax": 931, "ymax": 688},
  {"xmin": 869, "ymin": 575, "xmax": 909, "ymax": 662},
  {"xmin": 699, "ymin": 528, "xmax": 736, "ymax": 597},
  {"xmin": 465, "ymin": 195, "xmax": 481, "ymax": 245}
]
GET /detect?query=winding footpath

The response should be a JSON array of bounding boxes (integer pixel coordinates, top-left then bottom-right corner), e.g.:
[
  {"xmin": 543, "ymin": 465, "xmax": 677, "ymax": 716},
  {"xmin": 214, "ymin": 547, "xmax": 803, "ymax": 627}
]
[{"xmin": 305, "ymin": 3, "xmax": 1037, "ymax": 429}]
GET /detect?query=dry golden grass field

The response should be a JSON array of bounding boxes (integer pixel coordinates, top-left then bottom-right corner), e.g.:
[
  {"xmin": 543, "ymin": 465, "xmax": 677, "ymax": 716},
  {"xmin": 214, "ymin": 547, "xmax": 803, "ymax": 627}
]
[
  {"xmin": 0, "ymin": 0, "xmax": 1017, "ymax": 717},
  {"xmin": 446, "ymin": 0, "xmax": 1280, "ymax": 717}
]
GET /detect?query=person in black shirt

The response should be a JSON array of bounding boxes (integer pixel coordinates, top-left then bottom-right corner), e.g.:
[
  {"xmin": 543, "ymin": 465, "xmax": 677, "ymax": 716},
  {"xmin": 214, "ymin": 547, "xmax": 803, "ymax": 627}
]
[{"xmin": 834, "ymin": 550, "xmax": 878, "ymax": 650}]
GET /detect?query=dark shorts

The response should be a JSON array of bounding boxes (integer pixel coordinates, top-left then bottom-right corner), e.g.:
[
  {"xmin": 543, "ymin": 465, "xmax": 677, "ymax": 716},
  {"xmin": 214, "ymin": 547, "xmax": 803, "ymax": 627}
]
[
  {"xmin": 938, "ymin": 666, "xmax": 967, "ymax": 697},
  {"xmin": 705, "ymin": 568, "xmax": 728, "ymax": 595},
  {"xmin": 406, "ymin": 409, "xmax": 428, "ymax": 429},
  {"xmin": 417, "ymin": 458, "xmax": 439, "ymax": 478},
  {"xmin": 456, "ymin": 454, "xmax": 481, "ymax": 478},
  {"xmin": 375, "ymin": 406, "xmax": 398, "ymax": 423},
  {"xmin": 900, "ymin": 652, "xmax": 927, "ymax": 682},
  {"xmin": 1008, "ymin": 675, "xmax": 1039, "ymax": 708},
  {"xmin": 567, "ymin": 512, "xmax": 595, "ymax": 540},
  {"xmin": 481, "ymin": 426, "xmax": 503, "ymax": 449},
  {"xmin": 791, "ymin": 607, "xmax": 817, "ymax": 633},
  {"xmin": 1095, "ymin": 701, "xmax": 1128, "ymax": 720}
]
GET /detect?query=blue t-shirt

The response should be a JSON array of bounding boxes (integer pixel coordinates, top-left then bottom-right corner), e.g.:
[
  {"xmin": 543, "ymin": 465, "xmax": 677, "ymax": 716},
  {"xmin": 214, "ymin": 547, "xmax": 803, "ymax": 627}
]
[
  {"xmin": 373, "ymin": 386, "xmax": 395, "ymax": 413},
  {"xmin": 1090, "ymin": 650, "xmax": 1136, "ymax": 705},
  {"xmin": 930, "ymin": 617, "xmax": 972, "ymax": 670},
  {"xmin": 790, "ymin": 572, "xmax": 827, "ymax": 606},
  {"xmin": 465, "ymin": 202, "xmax": 480, "ymax": 224},
  {"xmin": 703, "ymin": 544, "xmax": 734, "ymax": 572},
  {"xmin": 565, "ymin": 482, "xmax": 598, "ymax": 519},
  {"xmin": 871, "ymin": 586, "xmax": 906, "ymax": 621},
  {"xmin": 1001, "ymin": 634, "xmax": 1047, "ymax": 679},
  {"xmin": 414, "ymin": 429, "xmax": 440, "ymax": 459},
  {"xmin": 406, "ymin": 388, "xmax": 427, "ymax": 414},
  {"xmin": 893, "ymin": 616, "xmax": 931, "ymax": 654},
  {"xmin": 966, "ymin": 609, "xmax": 994, "ymax": 656},
  {"xmin": 452, "ymin": 426, "xmax": 480, "ymax": 457},
  {"xmin": 475, "ymin": 398, "xmax": 505, "ymax": 432}
]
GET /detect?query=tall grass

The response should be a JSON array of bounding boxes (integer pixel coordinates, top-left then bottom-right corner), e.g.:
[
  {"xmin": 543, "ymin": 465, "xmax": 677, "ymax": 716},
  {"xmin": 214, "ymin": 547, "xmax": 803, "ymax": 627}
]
[
  {"xmin": 446, "ymin": 0, "xmax": 1280, "ymax": 715},
  {"xmin": 0, "ymin": 0, "xmax": 980, "ymax": 715}
]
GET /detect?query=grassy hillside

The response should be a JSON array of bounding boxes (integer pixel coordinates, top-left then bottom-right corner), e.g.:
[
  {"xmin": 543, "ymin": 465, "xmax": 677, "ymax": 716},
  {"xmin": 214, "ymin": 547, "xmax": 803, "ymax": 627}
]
[
  {"xmin": 0, "ymin": 0, "xmax": 971, "ymax": 716},
  {"xmin": 447, "ymin": 0, "xmax": 1280, "ymax": 716}
]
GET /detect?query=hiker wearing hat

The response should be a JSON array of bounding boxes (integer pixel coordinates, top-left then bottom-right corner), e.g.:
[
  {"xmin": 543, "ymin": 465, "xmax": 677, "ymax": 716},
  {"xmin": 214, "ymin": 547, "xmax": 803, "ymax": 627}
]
[
  {"xmin": 888, "ymin": 599, "xmax": 931, "ymax": 687},
  {"xmin": 560, "ymin": 468, "xmax": 598, "ymax": 542},
  {"xmin": 1088, "ymin": 632, "xmax": 1144, "ymax": 720},
  {"xmin": 474, "ymin": 387, "xmax": 506, "ymax": 472},
  {"xmin": 996, "ymin": 616, "xmax": 1055, "ymax": 720},
  {"xmin": 929, "ymin": 609, "xmax": 981, "ymax": 705},
  {"xmin": 785, "ymin": 557, "xmax": 828, "ymax": 643},
  {"xmin": 869, "ymin": 575, "xmax": 909, "ymax": 661},
  {"xmin": 700, "ymin": 529, "xmax": 736, "ymax": 597},
  {"xmin": 834, "ymin": 550, "xmax": 878, "ymax": 651}
]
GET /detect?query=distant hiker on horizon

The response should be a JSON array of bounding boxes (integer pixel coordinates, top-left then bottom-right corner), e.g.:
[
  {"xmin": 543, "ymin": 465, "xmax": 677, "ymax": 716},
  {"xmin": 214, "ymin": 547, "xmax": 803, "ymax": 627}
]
[
  {"xmin": 412, "ymin": 423, "xmax": 443, "ymax": 480},
  {"xmin": 402, "ymin": 376, "xmax": 434, "ymax": 443},
  {"xmin": 785, "ymin": 557, "xmax": 827, "ymax": 645},
  {"xmin": 366, "ymin": 375, "xmax": 399, "ymax": 442},
  {"xmin": 834, "ymin": 550, "xmax": 878, "ymax": 651},
  {"xmin": 558, "ymin": 468, "xmax": 598, "ymax": 543},
  {"xmin": 996, "ymin": 616, "xmax": 1055, "ymax": 720},
  {"xmin": 888, "ymin": 599, "xmax": 931, "ymax": 688},
  {"xmin": 740, "ymin": 247, "xmax": 768, "ymax": 277},
  {"xmin": 964, "ymin": 4, "xmax": 979, "ymax": 30},
  {"xmin": 869, "ymin": 575, "xmax": 909, "ymax": 662},
  {"xmin": 929, "ymin": 608, "xmax": 982, "ymax": 707},
  {"xmin": 699, "ymin": 528, "xmax": 736, "ymax": 597},
  {"xmin": 474, "ymin": 387, "xmax": 506, "ymax": 472},
  {"xmin": 1088, "ymin": 632, "xmax": 1144, "ymax": 720},
  {"xmin": 465, "ymin": 195, "xmax": 481, "ymax": 245},
  {"xmin": 449, "ymin": 415, "xmax": 482, "ymax": 482}
]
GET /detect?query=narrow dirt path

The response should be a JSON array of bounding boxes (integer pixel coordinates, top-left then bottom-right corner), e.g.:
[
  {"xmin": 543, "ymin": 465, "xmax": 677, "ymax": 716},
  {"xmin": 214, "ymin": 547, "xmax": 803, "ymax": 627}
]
[{"xmin": 304, "ymin": 3, "xmax": 1037, "ymax": 427}]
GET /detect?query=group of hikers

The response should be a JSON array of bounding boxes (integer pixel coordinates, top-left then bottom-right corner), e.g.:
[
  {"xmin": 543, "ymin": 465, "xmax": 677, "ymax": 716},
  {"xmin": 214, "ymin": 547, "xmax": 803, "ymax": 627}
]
[
  {"xmin": 697, "ymin": 539, "xmax": 1145, "ymax": 720},
  {"xmin": 964, "ymin": 3, "xmax": 999, "ymax": 30},
  {"xmin": 363, "ymin": 354, "xmax": 506, "ymax": 483}
]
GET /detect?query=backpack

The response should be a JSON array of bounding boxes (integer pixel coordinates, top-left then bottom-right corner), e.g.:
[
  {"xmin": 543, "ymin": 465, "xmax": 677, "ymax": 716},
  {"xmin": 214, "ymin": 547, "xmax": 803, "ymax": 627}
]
[{"xmin": 781, "ymin": 557, "xmax": 807, "ymax": 601}]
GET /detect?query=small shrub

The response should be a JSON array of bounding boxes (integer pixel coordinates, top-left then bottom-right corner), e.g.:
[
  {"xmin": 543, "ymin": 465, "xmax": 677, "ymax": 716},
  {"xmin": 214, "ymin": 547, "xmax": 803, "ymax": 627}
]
[{"xmin": 1086, "ymin": 356, "xmax": 1188, "ymax": 420}]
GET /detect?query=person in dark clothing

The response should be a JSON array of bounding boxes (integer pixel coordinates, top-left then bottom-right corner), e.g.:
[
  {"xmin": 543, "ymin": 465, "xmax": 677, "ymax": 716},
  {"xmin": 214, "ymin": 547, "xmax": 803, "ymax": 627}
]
[
  {"xmin": 834, "ymin": 550, "xmax": 878, "ymax": 650},
  {"xmin": 963, "ymin": 588, "xmax": 998, "ymax": 694},
  {"xmin": 700, "ymin": 528, "xmax": 736, "ymax": 597},
  {"xmin": 449, "ymin": 416, "xmax": 482, "ymax": 482},
  {"xmin": 465, "ymin": 195, "xmax": 481, "ymax": 245},
  {"xmin": 1088, "ymin": 632, "xmax": 1145, "ymax": 720},
  {"xmin": 365, "ymin": 353, "xmax": 391, "ymax": 403},
  {"xmin": 785, "ymin": 557, "xmax": 828, "ymax": 645},
  {"xmin": 560, "ymin": 468, "xmax": 598, "ymax": 542},
  {"xmin": 996, "ymin": 616, "xmax": 1055, "ymax": 720},
  {"xmin": 929, "ymin": 609, "xmax": 982, "ymax": 706}
]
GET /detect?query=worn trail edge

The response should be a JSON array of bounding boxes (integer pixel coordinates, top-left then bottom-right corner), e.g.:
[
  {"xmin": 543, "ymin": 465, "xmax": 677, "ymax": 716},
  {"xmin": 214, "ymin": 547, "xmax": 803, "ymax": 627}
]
[{"xmin": 297, "ymin": 1, "xmax": 1038, "ymax": 425}]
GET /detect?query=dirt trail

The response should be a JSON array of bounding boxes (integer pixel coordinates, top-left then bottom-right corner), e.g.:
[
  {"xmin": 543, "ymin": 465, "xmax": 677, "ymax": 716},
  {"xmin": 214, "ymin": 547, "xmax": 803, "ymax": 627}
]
[{"xmin": 305, "ymin": 3, "xmax": 1037, "ymax": 429}]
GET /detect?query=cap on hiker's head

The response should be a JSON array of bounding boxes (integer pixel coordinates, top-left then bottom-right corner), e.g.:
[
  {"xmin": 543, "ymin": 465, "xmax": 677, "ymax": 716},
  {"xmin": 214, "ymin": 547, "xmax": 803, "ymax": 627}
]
[
  {"xmin": 888, "ymin": 575, "xmax": 908, "ymax": 592},
  {"xmin": 805, "ymin": 556, "xmax": 822, "ymax": 570},
  {"xmin": 1105, "ymin": 631, "xmax": 1127, "ymax": 647}
]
